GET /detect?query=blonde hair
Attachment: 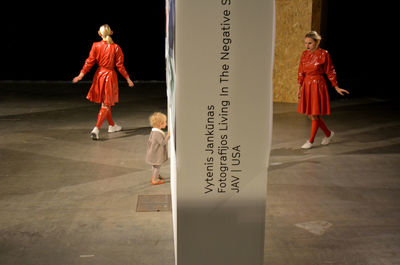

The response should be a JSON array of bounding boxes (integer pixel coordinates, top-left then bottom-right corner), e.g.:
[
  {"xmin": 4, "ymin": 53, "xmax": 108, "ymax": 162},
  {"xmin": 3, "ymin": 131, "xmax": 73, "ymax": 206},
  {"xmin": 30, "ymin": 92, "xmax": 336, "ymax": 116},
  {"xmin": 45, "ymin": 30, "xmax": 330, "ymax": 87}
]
[
  {"xmin": 149, "ymin": 112, "xmax": 167, "ymax": 128},
  {"xmin": 99, "ymin": 24, "xmax": 114, "ymax": 44},
  {"xmin": 305, "ymin": 31, "xmax": 322, "ymax": 45}
]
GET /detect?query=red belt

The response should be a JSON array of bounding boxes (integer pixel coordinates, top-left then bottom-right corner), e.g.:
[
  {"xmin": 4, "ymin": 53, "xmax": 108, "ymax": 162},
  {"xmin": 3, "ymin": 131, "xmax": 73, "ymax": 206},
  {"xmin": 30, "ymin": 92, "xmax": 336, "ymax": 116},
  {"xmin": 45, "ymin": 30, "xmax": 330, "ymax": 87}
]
[{"xmin": 98, "ymin": 66, "xmax": 114, "ymax": 71}]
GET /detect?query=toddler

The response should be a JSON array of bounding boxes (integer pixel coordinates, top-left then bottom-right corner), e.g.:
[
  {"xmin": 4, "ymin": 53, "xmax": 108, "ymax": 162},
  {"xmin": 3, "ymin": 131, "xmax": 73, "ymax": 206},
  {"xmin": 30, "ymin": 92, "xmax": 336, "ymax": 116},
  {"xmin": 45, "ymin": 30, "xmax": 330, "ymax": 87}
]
[{"xmin": 145, "ymin": 112, "xmax": 170, "ymax": 185}]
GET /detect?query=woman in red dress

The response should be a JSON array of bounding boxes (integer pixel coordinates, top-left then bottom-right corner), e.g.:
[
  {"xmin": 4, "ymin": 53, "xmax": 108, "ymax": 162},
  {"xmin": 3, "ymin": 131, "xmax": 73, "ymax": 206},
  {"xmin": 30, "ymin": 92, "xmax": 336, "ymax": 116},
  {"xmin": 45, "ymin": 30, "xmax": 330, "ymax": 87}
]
[
  {"xmin": 297, "ymin": 31, "xmax": 349, "ymax": 149},
  {"xmin": 73, "ymin": 24, "xmax": 134, "ymax": 140}
]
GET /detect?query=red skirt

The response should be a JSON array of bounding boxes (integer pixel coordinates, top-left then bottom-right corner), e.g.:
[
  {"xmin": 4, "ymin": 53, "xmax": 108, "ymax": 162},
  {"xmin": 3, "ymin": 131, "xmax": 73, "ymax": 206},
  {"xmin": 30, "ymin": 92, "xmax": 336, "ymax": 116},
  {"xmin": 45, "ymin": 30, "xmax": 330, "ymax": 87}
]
[
  {"xmin": 297, "ymin": 75, "xmax": 330, "ymax": 115},
  {"xmin": 86, "ymin": 67, "xmax": 119, "ymax": 106}
]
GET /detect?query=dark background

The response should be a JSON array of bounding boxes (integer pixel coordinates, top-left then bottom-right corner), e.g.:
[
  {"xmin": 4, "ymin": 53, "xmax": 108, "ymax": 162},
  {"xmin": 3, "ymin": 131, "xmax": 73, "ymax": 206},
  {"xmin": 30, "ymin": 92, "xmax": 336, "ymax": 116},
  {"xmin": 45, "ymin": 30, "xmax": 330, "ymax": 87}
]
[
  {"xmin": 1, "ymin": 2, "xmax": 395, "ymax": 98},
  {"xmin": 1, "ymin": 2, "xmax": 166, "ymax": 81},
  {"xmin": 323, "ymin": 1, "xmax": 393, "ymax": 99}
]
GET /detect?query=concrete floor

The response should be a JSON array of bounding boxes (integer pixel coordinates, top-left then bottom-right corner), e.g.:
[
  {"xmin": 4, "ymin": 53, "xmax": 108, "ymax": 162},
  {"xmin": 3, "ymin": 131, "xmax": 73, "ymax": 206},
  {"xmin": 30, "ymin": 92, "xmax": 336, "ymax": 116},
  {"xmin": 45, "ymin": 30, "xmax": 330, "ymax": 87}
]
[{"xmin": 0, "ymin": 82, "xmax": 399, "ymax": 265}]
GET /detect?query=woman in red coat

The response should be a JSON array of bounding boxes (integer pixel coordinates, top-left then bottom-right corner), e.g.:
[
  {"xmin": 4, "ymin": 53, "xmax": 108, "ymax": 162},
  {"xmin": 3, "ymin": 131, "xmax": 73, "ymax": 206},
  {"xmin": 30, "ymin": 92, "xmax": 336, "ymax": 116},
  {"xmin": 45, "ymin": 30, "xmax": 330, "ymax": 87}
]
[
  {"xmin": 297, "ymin": 31, "xmax": 349, "ymax": 149},
  {"xmin": 73, "ymin": 24, "xmax": 134, "ymax": 140}
]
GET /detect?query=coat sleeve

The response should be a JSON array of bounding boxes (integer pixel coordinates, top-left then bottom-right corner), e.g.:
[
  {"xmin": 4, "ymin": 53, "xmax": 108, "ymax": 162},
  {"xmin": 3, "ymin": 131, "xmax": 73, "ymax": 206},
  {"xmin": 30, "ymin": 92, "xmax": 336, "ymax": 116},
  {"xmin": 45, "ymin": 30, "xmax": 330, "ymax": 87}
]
[
  {"xmin": 297, "ymin": 52, "xmax": 306, "ymax": 85},
  {"xmin": 81, "ymin": 43, "xmax": 97, "ymax": 74},
  {"xmin": 115, "ymin": 45, "xmax": 130, "ymax": 80},
  {"xmin": 154, "ymin": 133, "xmax": 170, "ymax": 146},
  {"xmin": 324, "ymin": 51, "xmax": 338, "ymax": 87}
]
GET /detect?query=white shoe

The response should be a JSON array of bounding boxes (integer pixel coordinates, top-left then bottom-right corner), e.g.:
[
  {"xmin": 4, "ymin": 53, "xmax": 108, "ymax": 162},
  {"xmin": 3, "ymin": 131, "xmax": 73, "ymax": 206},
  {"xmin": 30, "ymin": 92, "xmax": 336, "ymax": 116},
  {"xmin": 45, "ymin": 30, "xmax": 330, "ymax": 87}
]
[
  {"xmin": 90, "ymin": 127, "xmax": 99, "ymax": 140},
  {"xmin": 108, "ymin": 124, "xmax": 122, "ymax": 133},
  {"xmin": 301, "ymin": 140, "xmax": 313, "ymax": 149},
  {"xmin": 321, "ymin": 131, "xmax": 335, "ymax": 145}
]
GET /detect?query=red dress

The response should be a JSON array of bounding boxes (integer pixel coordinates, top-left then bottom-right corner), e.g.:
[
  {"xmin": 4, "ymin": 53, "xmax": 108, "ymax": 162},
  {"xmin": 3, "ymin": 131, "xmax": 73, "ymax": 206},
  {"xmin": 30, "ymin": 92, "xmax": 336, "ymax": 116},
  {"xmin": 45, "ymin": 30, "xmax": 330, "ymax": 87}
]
[
  {"xmin": 297, "ymin": 48, "xmax": 338, "ymax": 115},
  {"xmin": 81, "ymin": 41, "xmax": 130, "ymax": 106}
]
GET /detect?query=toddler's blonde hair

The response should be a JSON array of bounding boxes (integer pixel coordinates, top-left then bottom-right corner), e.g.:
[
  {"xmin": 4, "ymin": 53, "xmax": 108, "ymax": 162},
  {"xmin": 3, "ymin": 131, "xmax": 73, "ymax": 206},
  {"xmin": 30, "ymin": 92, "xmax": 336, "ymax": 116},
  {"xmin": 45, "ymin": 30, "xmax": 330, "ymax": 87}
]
[{"xmin": 149, "ymin": 112, "xmax": 167, "ymax": 128}]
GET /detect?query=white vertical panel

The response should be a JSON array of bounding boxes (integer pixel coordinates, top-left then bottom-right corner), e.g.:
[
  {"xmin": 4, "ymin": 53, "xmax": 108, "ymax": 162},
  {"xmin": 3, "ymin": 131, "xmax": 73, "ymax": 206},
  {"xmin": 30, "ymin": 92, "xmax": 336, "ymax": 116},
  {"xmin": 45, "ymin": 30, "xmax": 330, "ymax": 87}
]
[{"xmin": 167, "ymin": 0, "xmax": 275, "ymax": 264}]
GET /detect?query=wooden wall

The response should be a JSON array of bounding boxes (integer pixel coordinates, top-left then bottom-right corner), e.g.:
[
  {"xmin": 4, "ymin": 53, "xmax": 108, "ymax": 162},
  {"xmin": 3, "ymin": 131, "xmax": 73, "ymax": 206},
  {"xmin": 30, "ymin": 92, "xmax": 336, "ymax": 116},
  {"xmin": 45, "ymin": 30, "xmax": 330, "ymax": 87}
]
[{"xmin": 273, "ymin": 0, "xmax": 323, "ymax": 102}]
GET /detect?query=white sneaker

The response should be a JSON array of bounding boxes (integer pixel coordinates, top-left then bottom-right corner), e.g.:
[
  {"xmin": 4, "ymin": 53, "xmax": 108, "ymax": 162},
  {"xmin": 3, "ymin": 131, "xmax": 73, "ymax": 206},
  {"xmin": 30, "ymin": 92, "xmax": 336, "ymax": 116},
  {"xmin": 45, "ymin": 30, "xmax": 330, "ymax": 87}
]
[
  {"xmin": 108, "ymin": 124, "xmax": 122, "ymax": 133},
  {"xmin": 321, "ymin": 131, "xmax": 335, "ymax": 145},
  {"xmin": 91, "ymin": 127, "xmax": 99, "ymax": 140},
  {"xmin": 301, "ymin": 140, "xmax": 313, "ymax": 149}
]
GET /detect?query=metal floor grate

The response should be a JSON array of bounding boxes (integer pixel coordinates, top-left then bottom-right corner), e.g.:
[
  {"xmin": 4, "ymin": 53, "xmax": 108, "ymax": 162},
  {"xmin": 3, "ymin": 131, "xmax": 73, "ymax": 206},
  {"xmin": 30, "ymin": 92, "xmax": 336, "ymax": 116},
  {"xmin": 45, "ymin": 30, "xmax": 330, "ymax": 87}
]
[{"xmin": 136, "ymin": 195, "xmax": 172, "ymax": 212}]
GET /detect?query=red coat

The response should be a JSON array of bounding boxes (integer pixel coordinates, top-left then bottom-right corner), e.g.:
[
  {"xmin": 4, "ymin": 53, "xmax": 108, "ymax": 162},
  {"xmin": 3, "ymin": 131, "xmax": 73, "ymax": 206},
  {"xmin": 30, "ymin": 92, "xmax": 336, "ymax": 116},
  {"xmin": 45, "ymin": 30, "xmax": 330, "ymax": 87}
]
[
  {"xmin": 81, "ymin": 41, "xmax": 130, "ymax": 106},
  {"xmin": 297, "ymin": 48, "xmax": 338, "ymax": 115}
]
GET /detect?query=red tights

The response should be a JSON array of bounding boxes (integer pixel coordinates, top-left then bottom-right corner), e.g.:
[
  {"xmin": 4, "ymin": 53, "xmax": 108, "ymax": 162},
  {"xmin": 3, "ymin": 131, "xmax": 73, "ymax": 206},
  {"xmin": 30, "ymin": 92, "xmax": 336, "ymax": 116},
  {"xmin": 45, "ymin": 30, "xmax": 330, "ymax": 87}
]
[
  {"xmin": 96, "ymin": 105, "xmax": 115, "ymax": 128},
  {"xmin": 309, "ymin": 117, "xmax": 331, "ymax": 143}
]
